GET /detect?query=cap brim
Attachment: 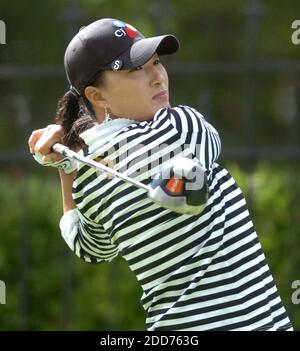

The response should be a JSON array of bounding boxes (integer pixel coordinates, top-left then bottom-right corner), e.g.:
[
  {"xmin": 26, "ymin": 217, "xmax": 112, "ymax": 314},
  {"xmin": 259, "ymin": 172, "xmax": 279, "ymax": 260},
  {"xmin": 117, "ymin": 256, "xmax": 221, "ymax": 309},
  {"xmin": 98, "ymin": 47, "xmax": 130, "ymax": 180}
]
[{"xmin": 117, "ymin": 35, "xmax": 179, "ymax": 70}]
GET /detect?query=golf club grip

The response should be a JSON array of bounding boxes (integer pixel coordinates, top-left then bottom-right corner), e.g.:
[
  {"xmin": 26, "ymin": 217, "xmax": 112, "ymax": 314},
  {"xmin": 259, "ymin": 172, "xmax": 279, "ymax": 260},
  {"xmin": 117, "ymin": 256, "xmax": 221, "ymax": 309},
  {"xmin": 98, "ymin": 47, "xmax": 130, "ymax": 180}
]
[{"xmin": 51, "ymin": 143, "xmax": 70, "ymax": 157}]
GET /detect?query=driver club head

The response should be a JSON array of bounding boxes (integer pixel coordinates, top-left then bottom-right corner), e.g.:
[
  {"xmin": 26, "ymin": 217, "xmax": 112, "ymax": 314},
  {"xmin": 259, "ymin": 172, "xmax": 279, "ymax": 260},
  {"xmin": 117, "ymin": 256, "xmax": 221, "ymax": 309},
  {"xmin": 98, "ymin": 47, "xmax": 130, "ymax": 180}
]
[{"xmin": 148, "ymin": 157, "xmax": 208, "ymax": 215}]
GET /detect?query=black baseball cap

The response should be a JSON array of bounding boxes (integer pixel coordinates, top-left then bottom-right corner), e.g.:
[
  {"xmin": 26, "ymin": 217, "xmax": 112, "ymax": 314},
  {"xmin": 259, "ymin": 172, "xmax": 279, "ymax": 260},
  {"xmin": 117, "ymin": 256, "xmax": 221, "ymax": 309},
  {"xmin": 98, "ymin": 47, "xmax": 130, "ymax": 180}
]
[{"xmin": 64, "ymin": 18, "xmax": 180, "ymax": 96}]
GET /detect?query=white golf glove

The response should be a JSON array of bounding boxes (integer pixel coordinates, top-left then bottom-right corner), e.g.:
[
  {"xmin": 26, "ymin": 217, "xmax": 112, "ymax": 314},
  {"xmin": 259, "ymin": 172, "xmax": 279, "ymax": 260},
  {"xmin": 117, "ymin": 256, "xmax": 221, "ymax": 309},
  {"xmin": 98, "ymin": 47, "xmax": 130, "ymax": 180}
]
[{"xmin": 33, "ymin": 151, "xmax": 78, "ymax": 174}]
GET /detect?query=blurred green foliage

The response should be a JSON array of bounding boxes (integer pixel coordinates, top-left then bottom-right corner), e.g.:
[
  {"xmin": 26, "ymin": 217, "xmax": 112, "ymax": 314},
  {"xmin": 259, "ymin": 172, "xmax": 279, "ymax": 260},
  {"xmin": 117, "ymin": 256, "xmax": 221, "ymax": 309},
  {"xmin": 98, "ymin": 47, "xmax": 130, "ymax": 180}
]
[
  {"xmin": 0, "ymin": 172, "xmax": 145, "ymax": 330},
  {"xmin": 0, "ymin": 0, "xmax": 300, "ymax": 331}
]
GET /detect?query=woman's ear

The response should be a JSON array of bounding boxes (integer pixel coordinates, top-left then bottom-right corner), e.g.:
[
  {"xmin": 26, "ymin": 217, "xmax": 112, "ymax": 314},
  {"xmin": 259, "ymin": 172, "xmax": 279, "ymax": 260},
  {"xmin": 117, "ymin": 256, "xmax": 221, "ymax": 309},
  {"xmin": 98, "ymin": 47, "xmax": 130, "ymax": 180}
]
[{"xmin": 84, "ymin": 86, "xmax": 107, "ymax": 109}]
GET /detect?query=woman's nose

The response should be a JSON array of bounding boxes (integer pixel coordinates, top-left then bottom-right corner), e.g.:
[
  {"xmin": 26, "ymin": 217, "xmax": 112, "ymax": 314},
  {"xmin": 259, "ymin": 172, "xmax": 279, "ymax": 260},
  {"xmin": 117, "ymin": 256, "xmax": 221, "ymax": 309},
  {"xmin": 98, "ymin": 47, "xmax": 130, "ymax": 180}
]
[{"xmin": 149, "ymin": 67, "xmax": 163, "ymax": 86}]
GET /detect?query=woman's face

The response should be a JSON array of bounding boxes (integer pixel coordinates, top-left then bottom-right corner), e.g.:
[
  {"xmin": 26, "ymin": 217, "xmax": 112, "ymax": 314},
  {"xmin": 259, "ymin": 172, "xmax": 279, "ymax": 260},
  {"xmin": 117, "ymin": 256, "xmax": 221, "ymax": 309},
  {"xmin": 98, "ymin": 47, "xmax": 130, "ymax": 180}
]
[{"xmin": 100, "ymin": 54, "xmax": 170, "ymax": 121}]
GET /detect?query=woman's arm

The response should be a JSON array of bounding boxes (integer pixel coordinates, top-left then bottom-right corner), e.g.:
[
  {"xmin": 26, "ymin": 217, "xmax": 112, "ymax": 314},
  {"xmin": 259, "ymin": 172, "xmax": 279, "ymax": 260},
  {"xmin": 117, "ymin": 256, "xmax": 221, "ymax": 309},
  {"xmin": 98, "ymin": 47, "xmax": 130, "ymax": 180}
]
[
  {"xmin": 29, "ymin": 124, "xmax": 77, "ymax": 213},
  {"xmin": 168, "ymin": 105, "xmax": 221, "ymax": 171},
  {"xmin": 58, "ymin": 169, "xmax": 77, "ymax": 213},
  {"xmin": 29, "ymin": 125, "xmax": 119, "ymax": 263}
]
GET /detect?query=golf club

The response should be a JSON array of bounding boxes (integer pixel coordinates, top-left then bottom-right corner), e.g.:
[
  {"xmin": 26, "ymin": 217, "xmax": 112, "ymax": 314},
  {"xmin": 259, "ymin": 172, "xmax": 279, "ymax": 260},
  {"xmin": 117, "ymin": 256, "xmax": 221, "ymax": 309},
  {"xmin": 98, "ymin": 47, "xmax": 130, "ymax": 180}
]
[{"xmin": 51, "ymin": 143, "xmax": 208, "ymax": 215}]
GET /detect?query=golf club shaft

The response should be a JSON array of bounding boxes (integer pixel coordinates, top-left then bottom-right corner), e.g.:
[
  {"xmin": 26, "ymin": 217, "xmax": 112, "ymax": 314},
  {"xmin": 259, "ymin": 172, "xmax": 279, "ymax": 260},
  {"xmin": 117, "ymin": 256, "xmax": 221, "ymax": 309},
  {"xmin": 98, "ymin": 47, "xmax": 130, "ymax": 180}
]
[{"xmin": 51, "ymin": 143, "xmax": 149, "ymax": 192}]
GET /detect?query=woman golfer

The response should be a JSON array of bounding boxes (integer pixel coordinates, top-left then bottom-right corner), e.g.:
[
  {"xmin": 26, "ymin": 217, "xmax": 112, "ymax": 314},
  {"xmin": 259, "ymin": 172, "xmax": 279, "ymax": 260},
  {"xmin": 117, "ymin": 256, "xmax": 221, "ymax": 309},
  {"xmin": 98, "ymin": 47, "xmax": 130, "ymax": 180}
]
[{"xmin": 28, "ymin": 18, "xmax": 293, "ymax": 331}]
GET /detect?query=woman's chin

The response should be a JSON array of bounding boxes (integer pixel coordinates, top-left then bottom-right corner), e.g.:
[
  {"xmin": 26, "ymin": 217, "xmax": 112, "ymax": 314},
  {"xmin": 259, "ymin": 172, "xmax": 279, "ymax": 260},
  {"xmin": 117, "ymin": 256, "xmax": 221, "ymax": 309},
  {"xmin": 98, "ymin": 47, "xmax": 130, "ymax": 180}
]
[{"xmin": 155, "ymin": 100, "xmax": 171, "ymax": 111}]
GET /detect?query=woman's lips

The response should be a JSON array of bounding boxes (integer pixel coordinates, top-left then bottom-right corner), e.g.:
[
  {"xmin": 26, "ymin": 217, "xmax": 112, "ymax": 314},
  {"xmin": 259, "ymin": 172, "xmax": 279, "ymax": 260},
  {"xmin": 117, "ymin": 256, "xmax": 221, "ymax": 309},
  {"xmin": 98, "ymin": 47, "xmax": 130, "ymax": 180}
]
[{"xmin": 152, "ymin": 90, "xmax": 168, "ymax": 100}]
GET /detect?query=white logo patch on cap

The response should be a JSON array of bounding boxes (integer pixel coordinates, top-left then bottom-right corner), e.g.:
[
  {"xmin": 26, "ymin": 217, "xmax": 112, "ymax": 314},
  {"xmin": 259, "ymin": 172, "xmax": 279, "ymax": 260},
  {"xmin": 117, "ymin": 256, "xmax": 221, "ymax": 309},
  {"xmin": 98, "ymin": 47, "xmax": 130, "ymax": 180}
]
[
  {"xmin": 113, "ymin": 20, "xmax": 137, "ymax": 39},
  {"xmin": 115, "ymin": 28, "xmax": 127, "ymax": 38},
  {"xmin": 112, "ymin": 60, "xmax": 123, "ymax": 70}
]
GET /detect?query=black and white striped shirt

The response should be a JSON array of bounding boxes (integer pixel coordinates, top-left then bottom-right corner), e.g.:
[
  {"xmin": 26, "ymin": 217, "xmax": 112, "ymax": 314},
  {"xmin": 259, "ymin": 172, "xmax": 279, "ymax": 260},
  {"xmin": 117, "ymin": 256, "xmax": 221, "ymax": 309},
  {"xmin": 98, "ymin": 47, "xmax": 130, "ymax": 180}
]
[{"xmin": 60, "ymin": 105, "xmax": 292, "ymax": 331}]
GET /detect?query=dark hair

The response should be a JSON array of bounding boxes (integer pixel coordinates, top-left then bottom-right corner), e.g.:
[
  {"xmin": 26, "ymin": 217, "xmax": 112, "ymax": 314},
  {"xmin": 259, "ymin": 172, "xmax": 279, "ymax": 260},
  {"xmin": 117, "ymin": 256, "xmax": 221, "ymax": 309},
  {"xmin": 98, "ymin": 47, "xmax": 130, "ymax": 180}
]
[{"xmin": 55, "ymin": 72, "xmax": 105, "ymax": 149}]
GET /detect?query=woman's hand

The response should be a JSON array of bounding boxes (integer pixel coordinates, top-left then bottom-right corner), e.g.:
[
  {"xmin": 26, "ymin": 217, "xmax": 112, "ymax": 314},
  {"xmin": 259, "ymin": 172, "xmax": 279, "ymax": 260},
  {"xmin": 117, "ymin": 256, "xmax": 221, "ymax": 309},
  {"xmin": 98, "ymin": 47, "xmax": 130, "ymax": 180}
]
[
  {"xmin": 28, "ymin": 124, "xmax": 78, "ymax": 174},
  {"xmin": 28, "ymin": 124, "xmax": 63, "ymax": 162}
]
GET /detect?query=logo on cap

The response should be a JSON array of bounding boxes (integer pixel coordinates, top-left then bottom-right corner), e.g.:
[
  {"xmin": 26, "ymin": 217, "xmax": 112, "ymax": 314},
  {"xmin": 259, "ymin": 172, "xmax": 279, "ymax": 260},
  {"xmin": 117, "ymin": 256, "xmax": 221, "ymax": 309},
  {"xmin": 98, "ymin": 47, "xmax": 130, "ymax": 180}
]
[
  {"xmin": 111, "ymin": 59, "xmax": 123, "ymax": 70},
  {"xmin": 113, "ymin": 20, "xmax": 137, "ymax": 39}
]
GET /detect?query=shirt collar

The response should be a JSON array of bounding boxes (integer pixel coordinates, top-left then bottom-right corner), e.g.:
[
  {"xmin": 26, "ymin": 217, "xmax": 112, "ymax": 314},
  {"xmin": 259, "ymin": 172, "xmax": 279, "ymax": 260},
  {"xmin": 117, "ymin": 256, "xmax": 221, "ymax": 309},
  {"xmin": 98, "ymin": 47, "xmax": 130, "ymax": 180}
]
[{"xmin": 79, "ymin": 118, "xmax": 140, "ymax": 148}]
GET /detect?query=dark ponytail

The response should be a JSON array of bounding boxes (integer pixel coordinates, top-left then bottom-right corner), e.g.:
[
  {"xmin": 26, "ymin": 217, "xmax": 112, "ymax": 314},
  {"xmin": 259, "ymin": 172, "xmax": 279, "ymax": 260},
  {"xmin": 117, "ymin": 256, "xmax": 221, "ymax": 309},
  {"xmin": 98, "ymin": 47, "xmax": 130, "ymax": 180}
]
[
  {"xmin": 55, "ymin": 72, "xmax": 105, "ymax": 149},
  {"xmin": 55, "ymin": 91, "xmax": 94, "ymax": 149}
]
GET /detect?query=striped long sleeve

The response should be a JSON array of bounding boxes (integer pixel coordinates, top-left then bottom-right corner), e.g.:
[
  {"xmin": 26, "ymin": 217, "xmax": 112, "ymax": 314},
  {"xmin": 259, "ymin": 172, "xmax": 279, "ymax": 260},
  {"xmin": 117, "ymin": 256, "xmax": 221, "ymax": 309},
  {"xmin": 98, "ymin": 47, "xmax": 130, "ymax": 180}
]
[{"xmin": 60, "ymin": 208, "xmax": 119, "ymax": 263}]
